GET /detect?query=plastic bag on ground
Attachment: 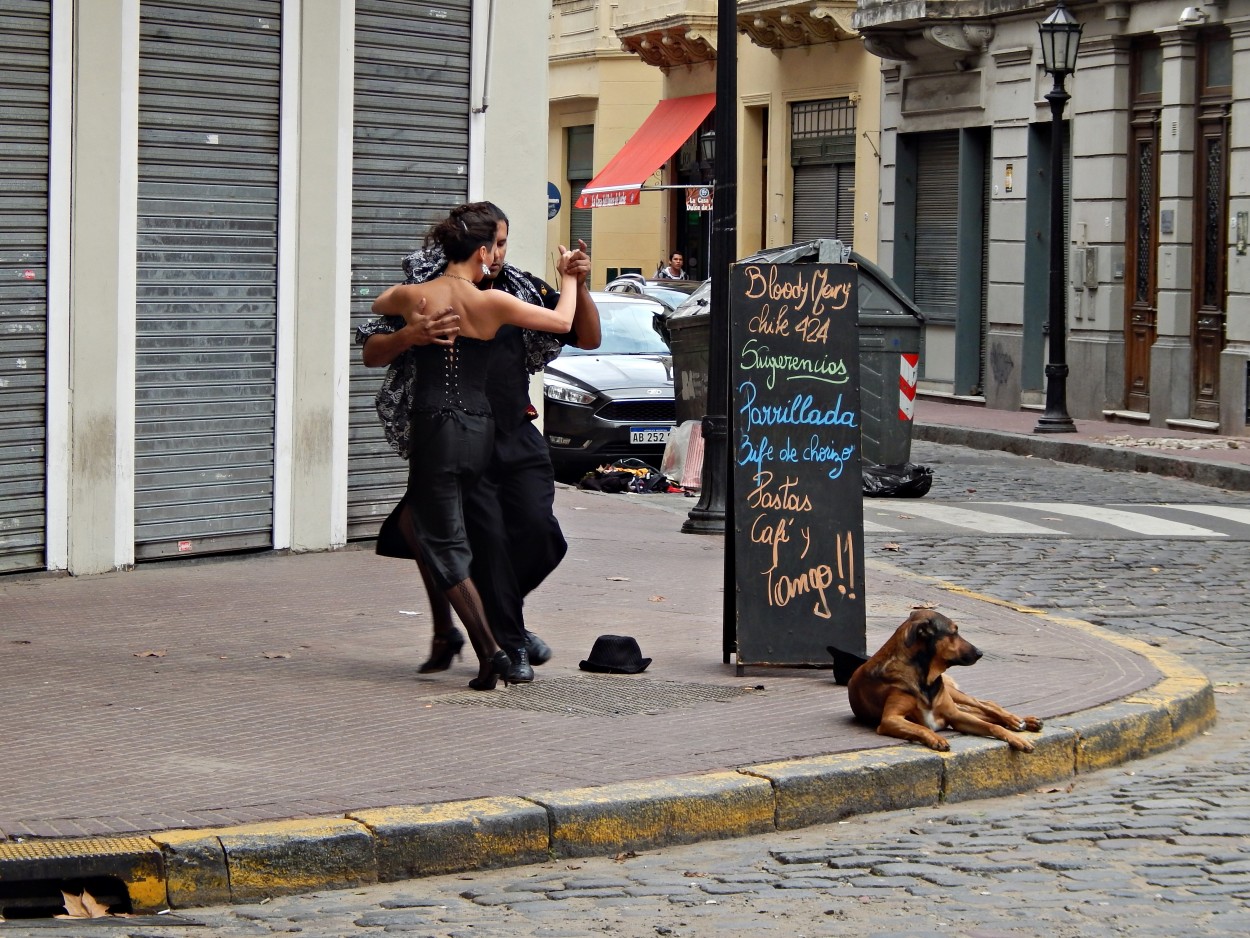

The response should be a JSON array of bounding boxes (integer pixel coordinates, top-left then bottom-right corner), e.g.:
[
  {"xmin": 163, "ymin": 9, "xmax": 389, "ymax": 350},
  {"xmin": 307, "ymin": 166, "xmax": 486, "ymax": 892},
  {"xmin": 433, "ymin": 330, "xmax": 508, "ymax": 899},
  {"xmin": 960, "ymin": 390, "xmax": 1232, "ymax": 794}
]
[{"xmin": 862, "ymin": 462, "xmax": 933, "ymax": 498}]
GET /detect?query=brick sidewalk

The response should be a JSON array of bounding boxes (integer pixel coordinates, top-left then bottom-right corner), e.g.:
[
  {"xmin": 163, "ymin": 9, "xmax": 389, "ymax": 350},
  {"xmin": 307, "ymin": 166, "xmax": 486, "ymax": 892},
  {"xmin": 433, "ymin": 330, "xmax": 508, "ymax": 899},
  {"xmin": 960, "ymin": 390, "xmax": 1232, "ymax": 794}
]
[{"xmin": 0, "ymin": 486, "xmax": 1159, "ymax": 841}]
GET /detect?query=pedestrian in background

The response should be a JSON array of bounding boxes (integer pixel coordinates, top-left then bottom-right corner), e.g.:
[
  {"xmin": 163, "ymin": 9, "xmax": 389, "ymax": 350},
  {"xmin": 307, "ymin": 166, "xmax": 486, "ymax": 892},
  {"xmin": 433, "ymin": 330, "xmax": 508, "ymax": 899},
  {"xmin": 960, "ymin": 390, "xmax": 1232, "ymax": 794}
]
[{"xmin": 657, "ymin": 251, "xmax": 686, "ymax": 280}]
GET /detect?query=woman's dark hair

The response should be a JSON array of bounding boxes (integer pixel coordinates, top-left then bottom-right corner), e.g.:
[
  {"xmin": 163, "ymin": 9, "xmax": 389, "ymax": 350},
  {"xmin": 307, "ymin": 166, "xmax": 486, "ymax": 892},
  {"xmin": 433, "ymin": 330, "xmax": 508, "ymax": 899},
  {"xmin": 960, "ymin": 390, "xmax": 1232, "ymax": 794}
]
[{"xmin": 424, "ymin": 202, "xmax": 500, "ymax": 261}]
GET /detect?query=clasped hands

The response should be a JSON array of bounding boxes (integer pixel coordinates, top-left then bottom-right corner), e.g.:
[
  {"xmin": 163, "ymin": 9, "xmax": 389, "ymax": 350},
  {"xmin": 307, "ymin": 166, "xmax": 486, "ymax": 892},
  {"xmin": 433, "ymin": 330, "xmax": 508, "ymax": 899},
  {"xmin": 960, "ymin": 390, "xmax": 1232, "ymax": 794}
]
[{"xmin": 403, "ymin": 240, "xmax": 590, "ymax": 347}]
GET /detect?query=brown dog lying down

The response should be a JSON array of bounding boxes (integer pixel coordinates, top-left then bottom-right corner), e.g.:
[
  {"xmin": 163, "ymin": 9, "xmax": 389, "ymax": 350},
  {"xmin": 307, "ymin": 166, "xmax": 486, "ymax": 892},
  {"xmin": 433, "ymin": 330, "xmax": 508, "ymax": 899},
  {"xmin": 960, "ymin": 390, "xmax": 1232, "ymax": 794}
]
[{"xmin": 847, "ymin": 609, "xmax": 1043, "ymax": 752}]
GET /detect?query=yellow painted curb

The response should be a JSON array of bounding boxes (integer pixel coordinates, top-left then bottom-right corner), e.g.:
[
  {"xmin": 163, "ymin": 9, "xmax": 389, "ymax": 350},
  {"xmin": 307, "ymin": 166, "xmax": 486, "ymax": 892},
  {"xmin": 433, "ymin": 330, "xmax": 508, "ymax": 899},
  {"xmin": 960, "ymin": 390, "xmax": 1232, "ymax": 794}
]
[
  {"xmin": 529, "ymin": 773, "xmax": 775, "ymax": 858},
  {"xmin": 939, "ymin": 726, "xmax": 1077, "ymax": 803},
  {"xmin": 743, "ymin": 747, "xmax": 943, "ymax": 830},
  {"xmin": 349, "ymin": 797, "xmax": 549, "ymax": 881}
]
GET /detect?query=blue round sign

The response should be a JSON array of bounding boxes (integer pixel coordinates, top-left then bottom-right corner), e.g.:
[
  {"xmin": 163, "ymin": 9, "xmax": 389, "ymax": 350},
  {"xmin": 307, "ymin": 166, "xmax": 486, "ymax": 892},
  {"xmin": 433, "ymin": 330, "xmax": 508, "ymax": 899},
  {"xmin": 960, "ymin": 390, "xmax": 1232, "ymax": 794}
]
[{"xmin": 547, "ymin": 182, "xmax": 562, "ymax": 220}]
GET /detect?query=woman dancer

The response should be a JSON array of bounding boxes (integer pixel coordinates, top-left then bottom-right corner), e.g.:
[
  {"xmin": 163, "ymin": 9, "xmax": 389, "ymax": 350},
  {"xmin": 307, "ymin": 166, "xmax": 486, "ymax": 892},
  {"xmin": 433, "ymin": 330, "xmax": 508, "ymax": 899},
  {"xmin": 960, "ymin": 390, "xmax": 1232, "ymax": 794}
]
[{"xmin": 371, "ymin": 203, "xmax": 578, "ymax": 690}]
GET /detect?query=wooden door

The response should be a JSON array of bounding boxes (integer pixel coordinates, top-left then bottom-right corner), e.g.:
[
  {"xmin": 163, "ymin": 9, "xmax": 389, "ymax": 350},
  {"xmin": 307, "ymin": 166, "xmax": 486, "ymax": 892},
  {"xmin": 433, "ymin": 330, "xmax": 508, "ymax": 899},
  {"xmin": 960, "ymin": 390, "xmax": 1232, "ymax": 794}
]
[
  {"xmin": 1191, "ymin": 32, "xmax": 1231, "ymax": 422},
  {"xmin": 1124, "ymin": 42, "xmax": 1161, "ymax": 414},
  {"xmin": 1125, "ymin": 116, "xmax": 1159, "ymax": 413}
]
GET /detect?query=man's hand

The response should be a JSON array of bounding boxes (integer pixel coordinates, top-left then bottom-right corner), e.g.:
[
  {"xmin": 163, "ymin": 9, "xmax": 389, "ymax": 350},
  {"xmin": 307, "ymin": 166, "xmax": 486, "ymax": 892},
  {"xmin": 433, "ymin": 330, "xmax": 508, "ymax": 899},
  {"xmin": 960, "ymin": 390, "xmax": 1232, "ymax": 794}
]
[{"xmin": 401, "ymin": 297, "xmax": 459, "ymax": 347}]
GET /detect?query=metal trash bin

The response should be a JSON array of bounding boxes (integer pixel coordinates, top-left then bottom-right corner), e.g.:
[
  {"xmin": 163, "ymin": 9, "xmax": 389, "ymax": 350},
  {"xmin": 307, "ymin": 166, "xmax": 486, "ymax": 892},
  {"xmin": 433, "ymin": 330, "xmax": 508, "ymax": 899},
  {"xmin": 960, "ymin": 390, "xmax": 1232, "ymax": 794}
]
[
  {"xmin": 662, "ymin": 280, "xmax": 712, "ymax": 426},
  {"xmin": 662, "ymin": 239, "xmax": 924, "ymax": 466}
]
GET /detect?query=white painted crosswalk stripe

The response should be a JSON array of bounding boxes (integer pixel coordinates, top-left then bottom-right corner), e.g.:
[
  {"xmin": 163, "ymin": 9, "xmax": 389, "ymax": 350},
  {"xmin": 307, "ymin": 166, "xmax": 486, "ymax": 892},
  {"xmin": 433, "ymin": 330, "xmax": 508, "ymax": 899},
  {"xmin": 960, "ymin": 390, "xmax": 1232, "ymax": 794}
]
[
  {"xmin": 1157, "ymin": 504, "xmax": 1250, "ymax": 526},
  {"xmin": 879, "ymin": 502, "xmax": 1066, "ymax": 535},
  {"xmin": 989, "ymin": 502, "xmax": 1226, "ymax": 537}
]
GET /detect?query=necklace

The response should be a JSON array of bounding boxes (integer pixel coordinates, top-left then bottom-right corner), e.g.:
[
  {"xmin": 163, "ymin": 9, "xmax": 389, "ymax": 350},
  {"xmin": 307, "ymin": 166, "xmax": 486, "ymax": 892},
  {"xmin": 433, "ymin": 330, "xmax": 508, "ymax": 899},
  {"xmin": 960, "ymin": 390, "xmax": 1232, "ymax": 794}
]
[{"xmin": 440, "ymin": 272, "xmax": 475, "ymax": 285}]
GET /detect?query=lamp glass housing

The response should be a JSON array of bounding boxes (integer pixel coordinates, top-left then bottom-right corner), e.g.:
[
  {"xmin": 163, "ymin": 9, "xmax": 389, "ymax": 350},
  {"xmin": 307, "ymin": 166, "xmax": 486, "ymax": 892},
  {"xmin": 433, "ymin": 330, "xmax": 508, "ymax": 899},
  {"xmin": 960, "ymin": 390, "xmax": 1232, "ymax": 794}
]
[
  {"xmin": 1038, "ymin": 2, "xmax": 1083, "ymax": 76},
  {"xmin": 699, "ymin": 128, "xmax": 716, "ymax": 165}
]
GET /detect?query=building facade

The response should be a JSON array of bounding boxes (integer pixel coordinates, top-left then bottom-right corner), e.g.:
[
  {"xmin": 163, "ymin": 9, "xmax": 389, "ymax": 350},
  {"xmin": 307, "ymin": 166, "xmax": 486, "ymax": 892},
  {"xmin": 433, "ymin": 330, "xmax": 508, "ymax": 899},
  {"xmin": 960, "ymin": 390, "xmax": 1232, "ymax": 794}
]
[
  {"xmin": 548, "ymin": 0, "xmax": 883, "ymax": 285},
  {"xmin": 0, "ymin": 0, "xmax": 548, "ymax": 575},
  {"xmin": 857, "ymin": 0, "xmax": 1250, "ymax": 435}
]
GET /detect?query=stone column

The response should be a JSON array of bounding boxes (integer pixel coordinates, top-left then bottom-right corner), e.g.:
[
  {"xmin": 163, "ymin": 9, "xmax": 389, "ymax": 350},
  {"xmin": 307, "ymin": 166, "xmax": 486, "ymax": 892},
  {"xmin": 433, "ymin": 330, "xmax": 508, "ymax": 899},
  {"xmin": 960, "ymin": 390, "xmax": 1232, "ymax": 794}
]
[
  {"xmin": 67, "ymin": 0, "xmax": 138, "ymax": 574},
  {"xmin": 1150, "ymin": 28, "xmax": 1199, "ymax": 424},
  {"xmin": 1221, "ymin": 15, "xmax": 1250, "ymax": 436},
  {"xmin": 286, "ymin": 0, "xmax": 355, "ymax": 551},
  {"xmin": 1064, "ymin": 34, "xmax": 1130, "ymax": 417}
]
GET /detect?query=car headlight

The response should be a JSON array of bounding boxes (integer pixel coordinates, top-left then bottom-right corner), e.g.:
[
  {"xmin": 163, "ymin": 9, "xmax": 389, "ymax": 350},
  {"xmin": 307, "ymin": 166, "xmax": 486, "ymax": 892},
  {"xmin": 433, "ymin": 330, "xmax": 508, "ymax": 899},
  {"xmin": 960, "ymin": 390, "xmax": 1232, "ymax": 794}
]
[{"xmin": 544, "ymin": 377, "xmax": 596, "ymax": 406}]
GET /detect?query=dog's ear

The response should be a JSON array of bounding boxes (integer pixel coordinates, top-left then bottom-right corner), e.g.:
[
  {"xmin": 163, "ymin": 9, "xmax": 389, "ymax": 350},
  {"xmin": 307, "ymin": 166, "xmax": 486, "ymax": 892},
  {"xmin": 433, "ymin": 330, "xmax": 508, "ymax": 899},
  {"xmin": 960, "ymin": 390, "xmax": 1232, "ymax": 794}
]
[{"xmin": 905, "ymin": 614, "xmax": 935, "ymax": 647}]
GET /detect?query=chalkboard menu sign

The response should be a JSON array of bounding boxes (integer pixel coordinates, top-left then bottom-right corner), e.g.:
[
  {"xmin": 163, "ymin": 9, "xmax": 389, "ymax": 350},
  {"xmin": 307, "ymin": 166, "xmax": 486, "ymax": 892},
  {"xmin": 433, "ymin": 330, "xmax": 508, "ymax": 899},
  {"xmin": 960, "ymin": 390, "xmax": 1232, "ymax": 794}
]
[{"xmin": 730, "ymin": 262, "xmax": 866, "ymax": 666}]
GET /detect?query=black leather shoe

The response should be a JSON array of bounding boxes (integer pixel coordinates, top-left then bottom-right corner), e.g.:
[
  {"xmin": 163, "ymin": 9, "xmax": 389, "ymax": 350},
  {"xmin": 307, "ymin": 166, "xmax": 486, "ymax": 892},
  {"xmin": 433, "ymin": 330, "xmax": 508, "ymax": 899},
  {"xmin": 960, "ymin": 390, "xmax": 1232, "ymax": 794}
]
[
  {"xmin": 506, "ymin": 646, "xmax": 535, "ymax": 684},
  {"xmin": 525, "ymin": 631, "xmax": 552, "ymax": 666}
]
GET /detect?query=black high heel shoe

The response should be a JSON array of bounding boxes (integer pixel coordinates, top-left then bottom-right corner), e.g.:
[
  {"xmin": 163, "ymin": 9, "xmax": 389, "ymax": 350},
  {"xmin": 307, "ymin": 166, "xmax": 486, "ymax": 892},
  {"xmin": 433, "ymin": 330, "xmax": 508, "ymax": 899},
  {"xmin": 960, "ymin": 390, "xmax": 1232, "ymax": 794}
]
[
  {"xmin": 418, "ymin": 626, "xmax": 465, "ymax": 674},
  {"xmin": 468, "ymin": 649, "xmax": 512, "ymax": 691}
]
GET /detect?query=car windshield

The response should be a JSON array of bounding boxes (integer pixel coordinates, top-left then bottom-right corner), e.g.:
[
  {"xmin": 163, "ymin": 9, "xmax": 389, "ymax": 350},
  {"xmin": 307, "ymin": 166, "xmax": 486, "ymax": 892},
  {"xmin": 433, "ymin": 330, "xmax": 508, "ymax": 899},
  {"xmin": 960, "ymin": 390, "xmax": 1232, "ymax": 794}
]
[
  {"xmin": 642, "ymin": 286, "xmax": 695, "ymax": 308},
  {"xmin": 563, "ymin": 301, "xmax": 671, "ymax": 356}
]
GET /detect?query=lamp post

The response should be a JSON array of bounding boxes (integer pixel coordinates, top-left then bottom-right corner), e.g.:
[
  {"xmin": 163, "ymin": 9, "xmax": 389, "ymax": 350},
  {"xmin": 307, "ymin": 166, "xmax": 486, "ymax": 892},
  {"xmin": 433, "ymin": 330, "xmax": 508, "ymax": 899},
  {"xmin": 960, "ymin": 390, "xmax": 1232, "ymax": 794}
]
[
  {"xmin": 1034, "ymin": 0, "xmax": 1082, "ymax": 433},
  {"xmin": 683, "ymin": 0, "xmax": 736, "ymax": 535}
]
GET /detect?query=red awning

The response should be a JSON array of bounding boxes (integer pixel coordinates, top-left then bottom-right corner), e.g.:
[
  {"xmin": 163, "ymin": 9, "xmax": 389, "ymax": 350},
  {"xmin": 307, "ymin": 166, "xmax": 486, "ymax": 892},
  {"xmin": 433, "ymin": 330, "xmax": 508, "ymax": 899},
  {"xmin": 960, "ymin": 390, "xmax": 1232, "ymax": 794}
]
[{"xmin": 574, "ymin": 93, "xmax": 716, "ymax": 209}]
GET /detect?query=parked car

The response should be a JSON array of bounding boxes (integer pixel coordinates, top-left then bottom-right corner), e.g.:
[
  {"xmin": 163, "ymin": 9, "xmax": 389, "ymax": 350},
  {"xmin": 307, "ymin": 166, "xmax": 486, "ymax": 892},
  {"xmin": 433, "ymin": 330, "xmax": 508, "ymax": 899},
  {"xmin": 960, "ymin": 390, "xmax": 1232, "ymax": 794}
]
[
  {"xmin": 543, "ymin": 292, "xmax": 675, "ymax": 470},
  {"xmin": 604, "ymin": 274, "xmax": 703, "ymax": 313}
]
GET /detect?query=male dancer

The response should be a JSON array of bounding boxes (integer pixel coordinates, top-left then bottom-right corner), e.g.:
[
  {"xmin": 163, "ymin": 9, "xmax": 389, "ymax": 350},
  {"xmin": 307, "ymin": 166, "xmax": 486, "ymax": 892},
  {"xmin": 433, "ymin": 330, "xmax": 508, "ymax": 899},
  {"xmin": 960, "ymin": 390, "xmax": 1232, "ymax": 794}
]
[{"xmin": 358, "ymin": 203, "xmax": 600, "ymax": 679}]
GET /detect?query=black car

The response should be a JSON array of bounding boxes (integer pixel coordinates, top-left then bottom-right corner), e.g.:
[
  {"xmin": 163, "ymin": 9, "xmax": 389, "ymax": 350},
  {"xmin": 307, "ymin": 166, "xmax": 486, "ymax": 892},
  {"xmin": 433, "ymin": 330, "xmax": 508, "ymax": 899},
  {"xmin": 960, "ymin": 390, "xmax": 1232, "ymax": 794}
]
[{"xmin": 543, "ymin": 293, "xmax": 675, "ymax": 470}]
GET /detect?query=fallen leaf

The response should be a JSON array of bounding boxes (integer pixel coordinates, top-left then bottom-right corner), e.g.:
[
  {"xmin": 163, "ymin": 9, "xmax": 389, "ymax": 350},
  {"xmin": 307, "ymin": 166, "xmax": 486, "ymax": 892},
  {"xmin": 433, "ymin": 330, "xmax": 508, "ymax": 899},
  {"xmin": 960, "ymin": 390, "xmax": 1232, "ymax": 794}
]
[
  {"xmin": 56, "ymin": 890, "xmax": 111, "ymax": 919},
  {"xmin": 880, "ymin": 543, "xmax": 902, "ymax": 551},
  {"xmin": 912, "ymin": 601, "xmax": 939, "ymax": 610},
  {"xmin": 261, "ymin": 651, "xmax": 291, "ymax": 659},
  {"xmin": 134, "ymin": 649, "xmax": 166, "ymax": 658},
  {"xmin": 648, "ymin": 595, "xmax": 666, "ymax": 602},
  {"xmin": 606, "ymin": 576, "xmax": 630, "ymax": 581},
  {"xmin": 613, "ymin": 851, "xmax": 638, "ymax": 862},
  {"xmin": 11, "ymin": 639, "xmax": 31, "ymax": 645},
  {"xmin": 894, "ymin": 514, "xmax": 913, "ymax": 520},
  {"xmin": 683, "ymin": 871, "xmax": 706, "ymax": 878}
]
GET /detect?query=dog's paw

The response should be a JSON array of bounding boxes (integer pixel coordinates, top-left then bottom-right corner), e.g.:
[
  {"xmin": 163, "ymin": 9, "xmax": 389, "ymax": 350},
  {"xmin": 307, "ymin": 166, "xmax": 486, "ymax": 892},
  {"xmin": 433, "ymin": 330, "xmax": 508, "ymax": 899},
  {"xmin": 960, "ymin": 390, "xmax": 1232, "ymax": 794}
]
[
  {"xmin": 1023, "ymin": 716, "xmax": 1043, "ymax": 732},
  {"xmin": 926, "ymin": 737, "xmax": 951, "ymax": 752},
  {"xmin": 1007, "ymin": 735, "xmax": 1035, "ymax": 753}
]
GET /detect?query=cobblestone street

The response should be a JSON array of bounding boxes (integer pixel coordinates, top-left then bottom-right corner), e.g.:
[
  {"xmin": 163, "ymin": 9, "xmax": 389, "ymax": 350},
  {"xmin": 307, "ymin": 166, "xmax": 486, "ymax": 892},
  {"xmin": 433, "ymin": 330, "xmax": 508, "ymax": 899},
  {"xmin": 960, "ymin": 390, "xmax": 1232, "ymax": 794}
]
[{"xmin": 8, "ymin": 443, "xmax": 1249, "ymax": 937}]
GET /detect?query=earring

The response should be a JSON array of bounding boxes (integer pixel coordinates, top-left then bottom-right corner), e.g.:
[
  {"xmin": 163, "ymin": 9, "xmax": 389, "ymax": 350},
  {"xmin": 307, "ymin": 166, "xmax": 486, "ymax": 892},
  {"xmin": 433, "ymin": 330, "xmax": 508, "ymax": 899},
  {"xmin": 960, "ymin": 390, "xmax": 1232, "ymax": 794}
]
[{"xmin": 481, "ymin": 263, "xmax": 491, "ymax": 276}]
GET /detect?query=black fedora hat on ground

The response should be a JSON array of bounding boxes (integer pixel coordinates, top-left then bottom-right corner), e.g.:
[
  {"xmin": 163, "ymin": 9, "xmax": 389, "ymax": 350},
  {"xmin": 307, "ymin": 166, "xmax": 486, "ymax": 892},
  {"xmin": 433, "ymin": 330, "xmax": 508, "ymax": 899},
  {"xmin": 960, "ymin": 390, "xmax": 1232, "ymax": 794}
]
[{"xmin": 578, "ymin": 635, "xmax": 652, "ymax": 674}]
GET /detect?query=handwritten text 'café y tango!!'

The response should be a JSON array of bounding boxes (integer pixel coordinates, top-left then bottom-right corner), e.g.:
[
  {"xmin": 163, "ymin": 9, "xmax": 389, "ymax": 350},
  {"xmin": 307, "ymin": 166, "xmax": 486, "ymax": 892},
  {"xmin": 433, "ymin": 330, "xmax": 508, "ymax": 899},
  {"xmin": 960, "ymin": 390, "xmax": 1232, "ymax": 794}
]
[
  {"xmin": 746, "ymin": 471, "xmax": 858, "ymax": 617},
  {"xmin": 742, "ymin": 264, "xmax": 853, "ymax": 319}
]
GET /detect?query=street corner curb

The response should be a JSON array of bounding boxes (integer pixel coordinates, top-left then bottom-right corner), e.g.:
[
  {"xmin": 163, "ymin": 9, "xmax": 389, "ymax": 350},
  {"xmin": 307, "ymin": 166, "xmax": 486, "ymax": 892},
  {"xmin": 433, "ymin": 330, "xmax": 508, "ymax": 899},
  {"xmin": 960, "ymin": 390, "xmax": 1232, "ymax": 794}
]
[
  {"xmin": 348, "ymin": 797, "xmax": 549, "ymax": 882},
  {"xmin": 149, "ymin": 829, "xmax": 231, "ymax": 909},
  {"xmin": 938, "ymin": 725, "xmax": 1078, "ymax": 804},
  {"xmin": 155, "ymin": 817, "xmax": 377, "ymax": 906},
  {"xmin": 912, "ymin": 423, "xmax": 1250, "ymax": 491},
  {"xmin": 0, "ymin": 835, "xmax": 167, "ymax": 913},
  {"xmin": 528, "ymin": 772, "xmax": 774, "ymax": 858},
  {"xmin": 742, "ymin": 746, "xmax": 943, "ymax": 830},
  {"xmin": 1058, "ymin": 681, "xmax": 1217, "ymax": 775}
]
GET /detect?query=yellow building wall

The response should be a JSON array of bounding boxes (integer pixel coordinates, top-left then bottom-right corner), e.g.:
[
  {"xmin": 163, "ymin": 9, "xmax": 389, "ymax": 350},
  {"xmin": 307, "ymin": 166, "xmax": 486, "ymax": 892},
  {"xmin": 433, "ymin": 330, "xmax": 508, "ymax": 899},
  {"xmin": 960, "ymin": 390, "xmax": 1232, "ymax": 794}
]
[{"xmin": 547, "ymin": 23, "xmax": 882, "ymax": 283}]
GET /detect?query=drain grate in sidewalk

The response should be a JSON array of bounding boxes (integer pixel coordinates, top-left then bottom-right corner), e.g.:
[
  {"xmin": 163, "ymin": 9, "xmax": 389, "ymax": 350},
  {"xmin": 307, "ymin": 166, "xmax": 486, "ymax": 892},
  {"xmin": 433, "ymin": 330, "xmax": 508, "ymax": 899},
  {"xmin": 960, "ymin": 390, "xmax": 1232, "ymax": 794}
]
[{"xmin": 430, "ymin": 675, "xmax": 753, "ymax": 716}]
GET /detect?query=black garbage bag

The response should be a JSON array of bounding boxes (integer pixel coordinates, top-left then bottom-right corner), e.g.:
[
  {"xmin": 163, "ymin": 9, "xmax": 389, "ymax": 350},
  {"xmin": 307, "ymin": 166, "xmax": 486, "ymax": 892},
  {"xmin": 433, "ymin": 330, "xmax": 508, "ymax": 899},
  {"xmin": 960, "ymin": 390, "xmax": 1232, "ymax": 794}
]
[{"xmin": 862, "ymin": 461, "xmax": 933, "ymax": 498}]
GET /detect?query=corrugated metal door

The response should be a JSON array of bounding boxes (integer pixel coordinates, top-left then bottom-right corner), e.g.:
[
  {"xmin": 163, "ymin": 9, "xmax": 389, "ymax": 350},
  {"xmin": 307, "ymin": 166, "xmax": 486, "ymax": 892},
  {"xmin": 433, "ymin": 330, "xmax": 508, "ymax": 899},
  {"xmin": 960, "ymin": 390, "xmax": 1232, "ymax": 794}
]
[
  {"xmin": 792, "ymin": 163, "xmax": 854, "ymax": 247},
  {"xmin": 134, "ymin": 0, "xmax": 282, "ymax": 560},
  {"xmin": 913, "ymin": 130, "xmax": 960, "ymax": 324},
  {"xmin": 347, "ymin": 0, "xmax": 471, "ymax": 539},
  {"xmin": 0, "ymin": 1, "xmax": 51, "ymax": 573}
]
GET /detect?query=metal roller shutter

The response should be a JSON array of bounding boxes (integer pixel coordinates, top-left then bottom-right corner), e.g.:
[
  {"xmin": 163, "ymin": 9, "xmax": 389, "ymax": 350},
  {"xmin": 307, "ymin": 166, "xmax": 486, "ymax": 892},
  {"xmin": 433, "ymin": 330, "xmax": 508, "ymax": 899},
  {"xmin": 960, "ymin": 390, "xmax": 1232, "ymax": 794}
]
[
  {"xmin": 134, "ymin": 0, "xmax": 282, "ymax": 560},
  {"xmin": 0, "ymin": 1, "xmax": 51, "ymax": 573},
  {"xmin": 913, "ymin": 131, "xmax": 960, "ymax": 323},
  {"xmin": 792, "ymin": 162, "xmax": 854, "ymax": 247},
  {"xmin": 347, "ymin": 0, "xmax": 471, "ymax": 539}
]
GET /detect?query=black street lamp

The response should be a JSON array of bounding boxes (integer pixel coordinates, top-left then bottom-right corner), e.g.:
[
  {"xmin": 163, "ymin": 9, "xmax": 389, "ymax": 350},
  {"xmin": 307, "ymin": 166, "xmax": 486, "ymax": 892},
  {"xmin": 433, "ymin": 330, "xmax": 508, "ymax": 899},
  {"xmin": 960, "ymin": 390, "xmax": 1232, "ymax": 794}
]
[
  {"xmin": 1034, "ymin": 0, "xmax": 1082, "ymax": 433},
  {"xmin": 683, "ymin": 0, "xmax": 736, "ymax": 535}
]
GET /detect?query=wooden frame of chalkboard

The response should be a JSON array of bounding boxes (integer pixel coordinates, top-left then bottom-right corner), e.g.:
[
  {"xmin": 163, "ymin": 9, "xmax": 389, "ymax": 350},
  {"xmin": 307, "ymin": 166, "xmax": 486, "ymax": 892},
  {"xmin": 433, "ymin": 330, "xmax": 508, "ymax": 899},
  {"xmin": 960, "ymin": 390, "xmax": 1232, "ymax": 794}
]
[{"xmin": 729, "ymin": 261, "xmax": 867, "ymax": 667}]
